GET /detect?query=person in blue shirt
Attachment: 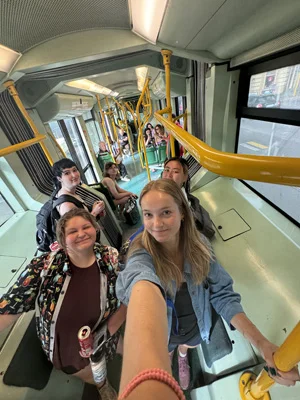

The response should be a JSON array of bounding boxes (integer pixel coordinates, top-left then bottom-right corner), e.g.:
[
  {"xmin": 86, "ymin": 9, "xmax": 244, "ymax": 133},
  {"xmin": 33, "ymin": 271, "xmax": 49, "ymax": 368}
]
[{"xmin": 116, "ymin": 179, "xmax": 299, "ymax": 391}]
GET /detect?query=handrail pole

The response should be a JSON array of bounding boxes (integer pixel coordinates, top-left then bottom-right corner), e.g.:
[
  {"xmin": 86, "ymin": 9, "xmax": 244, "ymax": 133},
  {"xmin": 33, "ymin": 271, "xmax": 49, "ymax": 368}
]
[
  {"xmin": 124, "ymin": 102, "xmax": 138, "ymax": 133},
  {"xmin": 239, "ymin": 322, "xmax": 300, "ymax": 400},
  {"xmin": 3, "ymin": 80, "xmax": 54, "ymax": 165},
  {"xmin": 113, "ymin": 98, "xmax": 135, "ymax": 162},
  {"xmin": 161, "ymin": 49, "xmax": 175, "ymax": 157},
  {"xmin": 0, "ymin": 136, "xmax": 46, "ymax": 157},
  {"xmin": 154, "ymin": 112, "xmax": 300, "ymax": 186},
  {"xmin": 97, "ymin": 95, "xmax": 115, "ymax": 162},
  {"xmin": 105, "ymin": 96, "xmax": 121, "ymax": 153},
  {"xmin": 136, "ymin": 78, "xmax": 151, "ymax": 181}
]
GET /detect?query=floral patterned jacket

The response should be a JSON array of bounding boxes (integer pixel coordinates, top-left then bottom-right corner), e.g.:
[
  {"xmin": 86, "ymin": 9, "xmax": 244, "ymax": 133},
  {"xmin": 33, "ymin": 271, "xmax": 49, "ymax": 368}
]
[{"xmin": 0, "ymin": 243, "xmax": 121, "ymax": 362}]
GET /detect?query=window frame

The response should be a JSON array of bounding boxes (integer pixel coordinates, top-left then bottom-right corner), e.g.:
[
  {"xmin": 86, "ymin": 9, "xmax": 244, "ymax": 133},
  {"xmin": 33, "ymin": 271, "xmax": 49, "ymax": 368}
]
[
  {"xmin": 235, "ymin": 49, "xmax": 300, "ymax": 228},
  {"xmin": 0, "ymin": 191, "xmax": 15, "ymax": 227}
]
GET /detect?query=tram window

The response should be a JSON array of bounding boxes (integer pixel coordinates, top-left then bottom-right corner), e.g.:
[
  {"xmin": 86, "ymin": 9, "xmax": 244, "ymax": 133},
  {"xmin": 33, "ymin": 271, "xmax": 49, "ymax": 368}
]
[
  {"xmin": 237, "ymin": 118, "xmax": 300, "ymax": 224},
  {"xmin": 49, "ymin": 121, "xmax": 72, "ymax": 159},
  {"xmin": 0, "ymin": 193, "xmax": 14, "ymax": 226},
  {"xmin": 85, "ymin": 120, "xmax": 102, "ymax": 153},
  {"xmin": 248, "ymin": 63, "xmax": 300, "ymax": 110},
  {"xmin": 64, "ymin": 119, "xmax": 95, "ymax": 184}
]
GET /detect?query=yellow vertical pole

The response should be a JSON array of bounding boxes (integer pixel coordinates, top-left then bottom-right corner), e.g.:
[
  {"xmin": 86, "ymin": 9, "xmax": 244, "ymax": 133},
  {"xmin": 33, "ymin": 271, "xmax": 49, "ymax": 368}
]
[
  {"xmin": 239, "ymin": 322, "xmax": 300, "ymax": 400},
  {"xmin": 3, "ymin": 80, "xmax": 54, "ymax": 165},
  {"xmin": 136, "ymin": 78, "xmax": 151, "ymax": 182},
  {"xmin": 114, "ymin": 99, "xmax": 135, "ymax": 162},
  {"xmin": 96, "ymin": 95, "xmax": 115, "ymax": 162},
  {"xmin": 161, "ymin": 49, "xmax": 175, "ymax": 157},
  {"xmin": 105, "ymin": 96, "xmax": 121, "ymax": 152}
]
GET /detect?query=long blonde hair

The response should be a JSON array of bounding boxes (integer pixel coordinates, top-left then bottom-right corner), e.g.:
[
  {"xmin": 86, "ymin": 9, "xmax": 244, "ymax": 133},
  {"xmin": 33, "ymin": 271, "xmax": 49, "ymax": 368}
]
[{"xmin": 128, "ymin": 179, "xmax": 211, "ymax": 291}]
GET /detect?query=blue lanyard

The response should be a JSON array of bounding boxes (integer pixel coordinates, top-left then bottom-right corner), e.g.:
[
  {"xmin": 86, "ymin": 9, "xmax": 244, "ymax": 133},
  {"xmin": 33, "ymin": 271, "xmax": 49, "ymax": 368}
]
[{"xmin": 166, "ymin": 298, "xmax": 179, "ymax": 336}]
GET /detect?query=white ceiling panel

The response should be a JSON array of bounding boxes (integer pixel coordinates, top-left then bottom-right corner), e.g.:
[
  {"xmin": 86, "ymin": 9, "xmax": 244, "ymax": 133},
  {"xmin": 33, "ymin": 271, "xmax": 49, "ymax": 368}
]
[
  {"xmin": 158, "ymin": 0, "xmax": 226, "ymax": 49},
  {"xmin": 188, "ymin": 0, "xmax": 300, "ymax": 59},
  {"xmin": 186, "ymin": 0, "xmax": 263, "ymax": 51}
]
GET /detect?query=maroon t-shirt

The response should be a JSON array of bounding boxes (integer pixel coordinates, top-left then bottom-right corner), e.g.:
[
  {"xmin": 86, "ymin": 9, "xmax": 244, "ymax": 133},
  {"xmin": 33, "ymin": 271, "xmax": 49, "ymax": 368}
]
[{"xmin": 53, "ymin": 260, "xmax": 100, "ymax": 374}]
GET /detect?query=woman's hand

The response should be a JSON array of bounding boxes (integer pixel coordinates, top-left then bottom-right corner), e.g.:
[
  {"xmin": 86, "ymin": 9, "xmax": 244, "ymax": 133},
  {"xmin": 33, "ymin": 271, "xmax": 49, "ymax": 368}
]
[
  {"xmin": 92, "ymin": 200, "xmax": 105, "ymax": 217},
  {"xmin": 258, "ymin": 338, "xmax": 300, "ymax": 386},
  {"xmin": 130, "ymin": 194, "xmax": 138, "ymax": 199}
]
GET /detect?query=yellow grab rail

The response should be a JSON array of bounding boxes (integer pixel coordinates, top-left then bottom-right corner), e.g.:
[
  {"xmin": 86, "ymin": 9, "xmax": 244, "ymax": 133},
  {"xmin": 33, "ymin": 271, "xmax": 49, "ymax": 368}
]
[
  {"xmin": 125, "ymin": 101, "xmax": 138, "ymax": 133},
  {"xmin": 136, "ymin": 77, "xmax": 151, "ymax": 182},
  {"xmin": 239, "ymin": 322, "xmax": 300, "ymax": 400},
  {"xmin": 97, "ymin": 95, "xmax": 115, "ymax": 163},
  {"xmin": 154, "ymin": 112, "xmax": 300, "ymax": 187},
  {"xmin": 3, "ymin": 80, "xmax": 53, "ymax": 165},
  {"xmin": 161, "ymin": 50, "xmax": 175, "ymax": 157},
  {"xmin": 0, "ymin": 135, "xmax": 46, "ymax": 158},
  {"xmin": 113, "ymin": 98, "xmax": 135, "ymax": 162},
  {"xmin": 105, "ymin": 96, "xmax": 122, "ymax": 154}
]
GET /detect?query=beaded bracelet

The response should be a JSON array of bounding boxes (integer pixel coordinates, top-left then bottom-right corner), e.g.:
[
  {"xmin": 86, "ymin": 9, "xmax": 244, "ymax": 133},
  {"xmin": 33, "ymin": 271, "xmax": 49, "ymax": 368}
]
[{"xmin": 118, "ymin": 368, "xmax": 185, "ymax": 399}]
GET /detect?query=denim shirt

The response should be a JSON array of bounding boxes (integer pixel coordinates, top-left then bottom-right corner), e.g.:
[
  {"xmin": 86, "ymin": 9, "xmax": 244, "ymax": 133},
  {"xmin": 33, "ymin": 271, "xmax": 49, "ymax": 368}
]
[{"xmin": 116, "ymin": 249, "xmax": 244, "ymax": 343}]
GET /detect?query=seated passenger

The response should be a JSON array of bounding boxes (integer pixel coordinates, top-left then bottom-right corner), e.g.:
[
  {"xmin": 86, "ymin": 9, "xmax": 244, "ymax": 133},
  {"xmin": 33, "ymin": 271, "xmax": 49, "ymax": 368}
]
[
  {"xmin": 146, "ymin": 122, "xmax": 155, "ymax": 137},
  {"xmin": 98, "ymin": 141, "xmax": 109, "ymax": 156},
  {"xmin": 154, "ymin": 124, "xmax": 168, "ymax": 145},
  {"xmin": 53, "ymin": 158, "xmax": 105, "ymax": 218},
  {"xmin": 102, "ymin": 162, "xmax": 137, "ymax": 209},
  {"xmin": 116, "ymin": 179, "xmax": 299, "ymax": 391},
  {"xmin": 144, "ymin": 128, "xmax": 155, "ymax": 147},
  {"xmin": 162, "ymin": 157, "xmax": 214, "ymax": 238},
  {"xmin": 0, "ymin": 208, "xmax": 126, "ymax": 399}
]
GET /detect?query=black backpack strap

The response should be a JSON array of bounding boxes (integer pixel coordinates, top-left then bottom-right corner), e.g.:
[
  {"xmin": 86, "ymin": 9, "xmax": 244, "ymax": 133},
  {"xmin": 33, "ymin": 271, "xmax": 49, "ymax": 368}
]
[{"xmin": 53, "ymin": 195, "xmax": 85, "ymax": 210}]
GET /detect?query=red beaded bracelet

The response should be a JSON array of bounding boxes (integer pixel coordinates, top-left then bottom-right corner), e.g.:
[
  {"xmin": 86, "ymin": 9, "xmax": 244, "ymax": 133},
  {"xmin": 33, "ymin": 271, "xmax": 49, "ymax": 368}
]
[{"xmin": 118, "ymin": 368, "xmax": 185, "ymax": 399}]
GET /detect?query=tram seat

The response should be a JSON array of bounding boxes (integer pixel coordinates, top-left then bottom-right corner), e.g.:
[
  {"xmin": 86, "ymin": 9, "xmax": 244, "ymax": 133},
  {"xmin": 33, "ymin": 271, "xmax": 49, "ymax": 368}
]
[{"xmin": 3, "ymin": 317, "xmax": 52, "ymax": 390}]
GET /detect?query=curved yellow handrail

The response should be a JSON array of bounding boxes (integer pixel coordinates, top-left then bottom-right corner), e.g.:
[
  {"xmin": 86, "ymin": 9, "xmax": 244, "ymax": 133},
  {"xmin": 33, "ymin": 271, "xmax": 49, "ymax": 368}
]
[
  {"xmin": 161, "ymin": 50, "xmax": 175, "ymax": 157},
  {"xmin": 0, "ymin": 135, "xmax": 46, "ymax": 157},
  {"xmin": 124, "ymin": 101, "xmax": 138, "ymax": 133},
  {"xmin": 136, "ymin": 77, "xmax": 152, "ymax": 181},
  {"xmin": 96, "ymin": 95, "xmax": 115, "ymax": 163},
  {"xmin": 113, "ymin": 98, "xmax": 135, "ymax": 162},
  {"xmin": 154, "ymin": 112, "xmax": 300, "ymax": 187}
]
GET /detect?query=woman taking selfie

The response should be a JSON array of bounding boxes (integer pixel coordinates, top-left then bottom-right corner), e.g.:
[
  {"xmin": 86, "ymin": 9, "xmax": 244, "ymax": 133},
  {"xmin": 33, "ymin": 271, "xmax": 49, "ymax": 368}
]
[{"xmin": 116, "ymin": 179, "xmax": 299, "ymax": 392}]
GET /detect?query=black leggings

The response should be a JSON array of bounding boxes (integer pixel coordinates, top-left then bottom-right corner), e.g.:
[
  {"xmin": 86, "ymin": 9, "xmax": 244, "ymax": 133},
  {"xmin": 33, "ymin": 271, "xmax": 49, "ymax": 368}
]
[{"xmin": 118, "ymin": 162, "xmax": 128, "ymax": 177}]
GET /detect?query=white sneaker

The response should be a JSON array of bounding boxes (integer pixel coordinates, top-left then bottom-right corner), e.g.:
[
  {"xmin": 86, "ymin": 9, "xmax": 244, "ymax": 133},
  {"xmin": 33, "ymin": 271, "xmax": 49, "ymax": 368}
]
[{"xmin": 121, "ymin": 176, "xmax": 130, "ymax": 182}]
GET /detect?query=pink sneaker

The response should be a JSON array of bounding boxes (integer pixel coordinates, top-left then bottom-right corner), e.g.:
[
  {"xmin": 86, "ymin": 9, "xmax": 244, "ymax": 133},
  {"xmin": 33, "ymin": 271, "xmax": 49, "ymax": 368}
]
[{"xmin": 178, "ymin": 353, "xmax": 190, "ymax": 390}]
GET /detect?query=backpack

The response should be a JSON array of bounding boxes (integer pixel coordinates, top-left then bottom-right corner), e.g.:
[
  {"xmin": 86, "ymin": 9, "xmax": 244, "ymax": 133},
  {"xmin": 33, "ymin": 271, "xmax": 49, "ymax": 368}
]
[
  {"xmin": 187, "ymin": 193, "xmax": 215, "ymax": 239},
  {"xmin": 36, "ymin": 192, "xmax": 85, "ymax": 253}
]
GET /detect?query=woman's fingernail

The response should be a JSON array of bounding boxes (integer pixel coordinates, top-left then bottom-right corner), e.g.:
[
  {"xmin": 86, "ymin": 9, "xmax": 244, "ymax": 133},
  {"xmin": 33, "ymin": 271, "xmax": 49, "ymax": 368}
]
[
  {"xmin": 264, "ymin": 366, "xmax": 269, "ymax": 372},
  {"xmin": 270, "ymin": 368, "xmax": 277, "ymax": 376}
]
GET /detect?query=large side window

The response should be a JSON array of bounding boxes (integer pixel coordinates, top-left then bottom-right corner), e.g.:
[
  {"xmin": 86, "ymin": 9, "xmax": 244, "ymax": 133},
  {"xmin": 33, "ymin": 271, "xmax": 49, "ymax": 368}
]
[
  {"xmin": 83, "ymin": 111, "xmax": 103, "ymax": 153},
  {"xmin": 236, "ymin": 52, "xmax": 300, "ymax": 225}
]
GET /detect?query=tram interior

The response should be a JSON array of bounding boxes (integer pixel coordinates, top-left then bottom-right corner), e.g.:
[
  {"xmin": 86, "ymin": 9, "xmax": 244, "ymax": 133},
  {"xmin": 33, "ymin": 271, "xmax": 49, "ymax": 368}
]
[{"xmin": 0, "ymin": 1, "xmax": 300, "ymax": 399}]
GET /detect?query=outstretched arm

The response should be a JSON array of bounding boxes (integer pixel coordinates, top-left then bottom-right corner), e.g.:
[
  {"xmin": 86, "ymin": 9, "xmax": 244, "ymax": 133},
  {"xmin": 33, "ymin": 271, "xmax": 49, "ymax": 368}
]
[
  {"xmin": 231, "ymin": 313, "xmax": 299, "ymax": 386},
  {"xmin": 119, "ymin": 281, "xmax": 179, "ymax": 400}
]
